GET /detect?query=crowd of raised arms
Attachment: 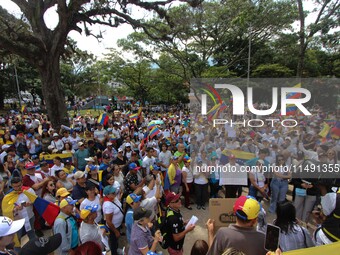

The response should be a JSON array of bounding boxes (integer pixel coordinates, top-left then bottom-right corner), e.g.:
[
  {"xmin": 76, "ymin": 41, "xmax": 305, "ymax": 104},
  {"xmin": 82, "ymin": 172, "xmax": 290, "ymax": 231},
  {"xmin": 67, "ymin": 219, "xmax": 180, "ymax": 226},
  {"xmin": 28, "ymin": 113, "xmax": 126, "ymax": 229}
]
[{"xmin": 0, "ymin": 106, "xmax": 339, "ymax": 255}]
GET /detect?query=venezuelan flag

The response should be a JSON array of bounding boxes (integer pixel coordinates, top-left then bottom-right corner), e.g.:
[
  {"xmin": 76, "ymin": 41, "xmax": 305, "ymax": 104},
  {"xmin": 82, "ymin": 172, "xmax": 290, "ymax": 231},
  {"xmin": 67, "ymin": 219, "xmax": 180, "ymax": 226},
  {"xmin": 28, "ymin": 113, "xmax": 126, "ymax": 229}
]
[
  {"xmin": 148, "ymin": 122, "xmax": 156, "ymax": 130},
  {"xmin": 283, "ymin": 83, "xmax": 302, "ymax": 115},
  {"xmin": 23, "ymin": 190, "xmax": 60, "ymax": 226},
  {"xmin": 98, "ymin": 113, "xmax": 109, "ymax": 125},
  {"xmin": 129, "ymin": 113, "xmax": 138, "ymax": 121},
  {"xmin": 149, "ymin": 126, "xmax": 160, "ymax": 139},
  {"xmin": 220, "ymin": 150, "xmax": 256, "ymax": 165},
  {"xmin": 40, "ymin": 153, "xmax": 73, "ymax": 167}
]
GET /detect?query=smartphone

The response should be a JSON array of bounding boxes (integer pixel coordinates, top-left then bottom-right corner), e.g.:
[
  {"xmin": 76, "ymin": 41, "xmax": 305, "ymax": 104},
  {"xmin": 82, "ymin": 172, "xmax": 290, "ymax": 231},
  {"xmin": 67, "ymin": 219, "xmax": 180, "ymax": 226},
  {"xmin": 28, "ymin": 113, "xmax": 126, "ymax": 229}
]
[{"xmin": 265, "ymin": 224, "xmax": 281, "ymax": 251}]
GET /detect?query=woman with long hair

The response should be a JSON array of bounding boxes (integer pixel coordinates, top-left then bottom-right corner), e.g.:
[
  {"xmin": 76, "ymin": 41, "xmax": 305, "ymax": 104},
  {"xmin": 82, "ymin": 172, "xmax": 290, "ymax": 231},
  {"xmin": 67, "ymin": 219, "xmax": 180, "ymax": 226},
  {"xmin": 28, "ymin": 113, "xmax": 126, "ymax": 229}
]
[
  {"xmin": 327, "ymin": 148, "xmax": 338, "ymax": 164},
  {"xmin": 41, "ymin": 180, "xmax": 57, "ymax": 203},
  {"xmin": 3, "ymin": 155, "xmax": 15, "ymax": 173},
  {"xmin": 274, "ymin": 201, "xmax": 314, "ymax": 251},
  {"xmin": 62, "ymin": 142, "xmax": 75, "ymax": 155}
]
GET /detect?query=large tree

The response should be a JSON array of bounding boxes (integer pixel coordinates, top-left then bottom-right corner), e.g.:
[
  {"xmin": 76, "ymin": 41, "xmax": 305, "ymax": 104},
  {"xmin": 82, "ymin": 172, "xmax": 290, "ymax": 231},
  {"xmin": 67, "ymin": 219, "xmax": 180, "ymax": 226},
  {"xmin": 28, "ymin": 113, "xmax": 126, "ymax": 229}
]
[
  {"xmin": 0, "ymin": 0, "xmax": 200, "ymax": 129},
  {"xmin": 296, "ymin": 0, "xmax": 339, "ymax": 77}
]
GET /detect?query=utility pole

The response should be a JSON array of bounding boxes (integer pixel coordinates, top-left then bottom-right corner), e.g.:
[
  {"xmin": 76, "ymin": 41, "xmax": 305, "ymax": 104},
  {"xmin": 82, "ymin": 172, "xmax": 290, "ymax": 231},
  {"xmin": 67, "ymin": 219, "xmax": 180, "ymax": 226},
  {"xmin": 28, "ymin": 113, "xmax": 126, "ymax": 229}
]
[{"xmin": 14, "ymin": 65, "xmax": 22, "ymax": 110}]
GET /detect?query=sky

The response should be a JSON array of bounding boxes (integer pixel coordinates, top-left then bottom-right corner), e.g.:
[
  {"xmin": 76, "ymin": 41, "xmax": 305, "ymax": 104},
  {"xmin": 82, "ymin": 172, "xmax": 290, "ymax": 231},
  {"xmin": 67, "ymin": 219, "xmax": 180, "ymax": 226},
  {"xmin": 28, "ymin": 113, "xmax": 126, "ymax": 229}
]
[{"xmin": 0, "ymin": 1, "xmax": 324, "ymax": 59}]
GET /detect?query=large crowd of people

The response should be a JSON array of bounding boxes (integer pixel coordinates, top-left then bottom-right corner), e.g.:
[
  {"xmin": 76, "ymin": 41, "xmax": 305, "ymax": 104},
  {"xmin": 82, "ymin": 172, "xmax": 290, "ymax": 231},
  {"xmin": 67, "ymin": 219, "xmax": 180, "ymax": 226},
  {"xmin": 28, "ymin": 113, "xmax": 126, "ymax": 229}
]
[{"xmin": 0, "ymin": 106, "xmax": 339, "ymax": 255}]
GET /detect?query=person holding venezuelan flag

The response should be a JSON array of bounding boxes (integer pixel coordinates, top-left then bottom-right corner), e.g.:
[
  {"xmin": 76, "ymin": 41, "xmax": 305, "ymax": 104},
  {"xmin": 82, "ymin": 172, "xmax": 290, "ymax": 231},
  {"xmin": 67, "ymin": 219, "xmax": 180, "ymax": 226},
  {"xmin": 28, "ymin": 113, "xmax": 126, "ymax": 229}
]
[{"xmin": 1, "ymin": 176, "xmax": 36, "ymax": 252}]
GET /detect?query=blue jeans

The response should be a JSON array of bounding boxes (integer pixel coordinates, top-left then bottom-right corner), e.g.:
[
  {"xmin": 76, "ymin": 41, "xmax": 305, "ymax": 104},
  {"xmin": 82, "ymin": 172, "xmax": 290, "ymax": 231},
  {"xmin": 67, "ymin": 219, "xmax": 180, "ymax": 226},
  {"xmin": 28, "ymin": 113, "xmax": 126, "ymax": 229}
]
[{"xmin": 269, "ymin": 178, "xmax": 288, "ymax": 213}]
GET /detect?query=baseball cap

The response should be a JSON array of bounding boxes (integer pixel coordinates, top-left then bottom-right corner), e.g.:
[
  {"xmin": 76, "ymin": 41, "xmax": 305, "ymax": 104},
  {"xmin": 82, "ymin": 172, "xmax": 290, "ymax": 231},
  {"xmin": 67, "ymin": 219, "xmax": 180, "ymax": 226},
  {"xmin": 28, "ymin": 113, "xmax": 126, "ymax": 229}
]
[
  {"xmin": 128, "ymin": 163, "xmax": 141, "ymax": 171},
  {"xmin": 2, "ymin": 144, "xmax": 11, "ymax": 150},
  {"xmin": 118, "ymin": 148, "xmax": 123, "ymax": 153},
  {"xmin": 80, "ymin": 205, "xmax": 99, "ymax": 220},
  {"xmin": 165, "ymin": 192, "xmax": 181, "ymax": 206},
  {"xmin": 53, "ymin": 133, "xmax": 59, "ymax": 137},
  {"xmin": 85, "ymin": 157, "xmax": 95, "ymax": 162},
  {"xmin": 56, "ymin": 188, "xmax": 70, "ymax": 197},
  {"xmin": 25, "ymin": 162, "xmax": 35, "ymax": 170},
  {"xmin": 285, "ymin": 137, "xmax": 291, "ymax": 141},
  {"xmin": 125, "ymin": 143, "xmax": 131, "ymax": 147},
  {"xmin": 59, "ymin": 196, "xmax": 77, "ymax": 209},
  {"xmin": 78, "ymin": 141, "xmax": 84, "ymax": 147},
  {"xmin": 27, "ymin": 133, "xmax": 33, "ymax": 138},
  {"xmin": 20, "ymin": 233, "xmax": 62, "ymax": 255},
  {"xmin": 126, "ymin": 193, "xmax": 142, "ymax": 205},
  {"xmin": 233, "ymin": 196, "xmax": 261, "ymax": 221},
  {"xmin": 107, "ymin": 142, "xmax": 113, "ymax": 146},
  {"xmin": 0, "ymin": 217, "xmax": 25, "ymax": 237},
  {"xmin": 183, "ymin": 156, "xmax": 191, "ymax": 163},
  {"xmin": 133, "ymin": 207, "xmax": 152, "ymax": 221},
  {"xmin": 103, "ymin": 186, "xmax": 117, "ymax": 196},
  {"xmin": 150, "ymin": 164, "xmax": 160, "ymax": 171},
  {"xmin": 73, "ymin": 171, "xmax": 85, "ymax": 179}
]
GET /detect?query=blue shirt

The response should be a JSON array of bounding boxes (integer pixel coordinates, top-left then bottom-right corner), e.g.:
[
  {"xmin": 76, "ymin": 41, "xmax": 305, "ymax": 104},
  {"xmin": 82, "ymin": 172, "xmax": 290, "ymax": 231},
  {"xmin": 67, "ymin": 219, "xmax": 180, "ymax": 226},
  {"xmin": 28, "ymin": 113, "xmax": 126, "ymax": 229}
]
[{"xmin": 125, "ymin": 208, "xmax": 134, "ymax": 243}]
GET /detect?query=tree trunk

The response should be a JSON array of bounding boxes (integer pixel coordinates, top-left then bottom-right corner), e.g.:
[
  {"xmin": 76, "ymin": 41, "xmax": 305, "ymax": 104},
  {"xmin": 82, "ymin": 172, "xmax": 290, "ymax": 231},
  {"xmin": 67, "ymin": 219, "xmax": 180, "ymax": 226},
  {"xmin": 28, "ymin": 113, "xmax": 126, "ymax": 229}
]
[
  {"xmin": 38, "ymin": 54, "xmax": 69, "ymax": 130},
  {"xmin": 297, "ymin": 0, "xmax": 305, "ymax": 77}
]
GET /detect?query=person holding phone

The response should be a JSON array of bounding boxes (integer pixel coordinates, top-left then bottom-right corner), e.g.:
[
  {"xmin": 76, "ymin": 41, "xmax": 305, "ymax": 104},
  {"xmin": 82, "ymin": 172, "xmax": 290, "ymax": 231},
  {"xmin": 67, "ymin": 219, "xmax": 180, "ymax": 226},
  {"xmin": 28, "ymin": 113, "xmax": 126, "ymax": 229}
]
[{"xmin": 206, "ymin": 196, "xmax": 266, "ymax": 255}]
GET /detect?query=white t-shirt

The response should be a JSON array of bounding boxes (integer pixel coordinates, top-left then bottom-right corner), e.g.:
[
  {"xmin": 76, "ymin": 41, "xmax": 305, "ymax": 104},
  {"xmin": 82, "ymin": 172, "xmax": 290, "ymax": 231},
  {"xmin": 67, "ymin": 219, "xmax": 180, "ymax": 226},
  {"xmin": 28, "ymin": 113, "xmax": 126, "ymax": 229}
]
[
  {"xmin": 94, "ymin": 129, "xmax": 107, "ymax": 142},
  {"xmin": 69, "ymin": 136, "xmax": 81, "ymax": 150},
  {"xmin": 102, "ymin": 198, "xmax": 124, "ymax": 228},
  {"xmin": 79, "ymin": 222, "xmax": 103, "ymax": 249},
  {"xmin": 159, "ymin": 150, "xmax": 172, "ymax": 171},
  {"xmin": 250, "ymin": 169, "xmax": 265, "ymax": 188},
  {"xmin": 141, "ymin": 197, "xmax": 158, "ymax": 220},
  {"xmin": 193, "ymin": 164, "xmax": 208, "ymax": 185},
  {"xmin": 182, "ymin": 166, "xmax": 193, "ymax": 183},
  {"xmin": 51, "ymin": 163, "xmax": 65, "ymax": 176},
  {"xmin": 142, "ymin": 156, "xmax": 155, "ymax": 175},
  {"xmin": 80, "ymin": 195, "xmax": 102, "ymax": 223}
]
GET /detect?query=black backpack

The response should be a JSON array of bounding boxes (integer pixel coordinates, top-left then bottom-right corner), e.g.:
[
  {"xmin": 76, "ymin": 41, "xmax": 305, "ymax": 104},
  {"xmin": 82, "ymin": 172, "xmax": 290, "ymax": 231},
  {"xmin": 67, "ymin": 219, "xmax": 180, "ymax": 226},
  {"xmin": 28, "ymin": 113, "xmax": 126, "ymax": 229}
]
[{"xmin": 155, "ymin": 209, "xmax": 174, "ymax": 249}]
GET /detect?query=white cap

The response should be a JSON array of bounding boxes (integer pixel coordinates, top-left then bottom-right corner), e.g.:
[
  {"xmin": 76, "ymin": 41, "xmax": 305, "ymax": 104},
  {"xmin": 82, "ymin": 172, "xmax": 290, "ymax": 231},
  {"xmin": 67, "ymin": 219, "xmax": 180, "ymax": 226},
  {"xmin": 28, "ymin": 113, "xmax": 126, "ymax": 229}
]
[
  {"xmin": 84, "ymin": 157, "xmax": 95, "ymax": 162},
  {"xmin": 107, "ymin": 142, "xmax": 113, "ymax": 146},
  {"xmin": 2, "ymin": 144, "xmax": 11, "ymax": 150},
  {"xmin": 118, "ymin": 148, "xmax": 123, "ymax": 152},
  {"xmin": 74, "ymin": 171, "xmax": 85, "ymax": 179},
  {"xmin": 125, "ymin": 143, "xmax": 131, "ymax": 147},
  {"xmin": 53, "ymin": 133, "xmax": 59, "ymax": 137},
  {"xmin": 0, "ymin": 217, "xmax": 25, "ymax": 237}
]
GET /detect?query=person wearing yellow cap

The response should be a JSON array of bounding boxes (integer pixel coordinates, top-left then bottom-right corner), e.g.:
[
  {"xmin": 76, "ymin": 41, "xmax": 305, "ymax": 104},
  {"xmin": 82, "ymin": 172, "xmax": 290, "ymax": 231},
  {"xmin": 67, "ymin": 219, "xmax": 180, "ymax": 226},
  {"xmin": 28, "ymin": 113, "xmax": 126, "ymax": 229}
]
[
  {"xmin": 206, "ymin": 196, "xmax": 266, "ymax": 255},
  {"xmin": 56, "ymin": 187, "xmax": 70, "ymax": 205},
  {"xmin": 79, "ymin": 205, "xmax": 104, "ymax": 250},
  {"xmin": 53, "ymin": 196, "xmax": 79, "ymax": 255}
]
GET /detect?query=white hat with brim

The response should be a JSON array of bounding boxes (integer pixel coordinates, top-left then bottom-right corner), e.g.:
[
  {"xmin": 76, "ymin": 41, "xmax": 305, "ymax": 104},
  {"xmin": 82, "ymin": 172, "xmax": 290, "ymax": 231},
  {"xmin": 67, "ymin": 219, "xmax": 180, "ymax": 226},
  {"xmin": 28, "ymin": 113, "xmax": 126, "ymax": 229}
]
[
  {"xmin": 84, "ymin": 157, "xmax": 95, "ymax": 162},
  {"xmin": 0, "ymin": 217, "xmax": 25, "ymax": 237}
]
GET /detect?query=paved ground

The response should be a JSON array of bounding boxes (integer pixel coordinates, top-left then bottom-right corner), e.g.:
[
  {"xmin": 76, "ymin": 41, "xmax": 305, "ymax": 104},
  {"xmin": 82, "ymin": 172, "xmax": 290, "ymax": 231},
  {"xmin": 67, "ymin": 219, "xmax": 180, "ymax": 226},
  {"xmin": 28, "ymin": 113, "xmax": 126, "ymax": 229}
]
[{"xmin": 23, "ymin": 185, "xmax": 315, "ymax": 255}]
